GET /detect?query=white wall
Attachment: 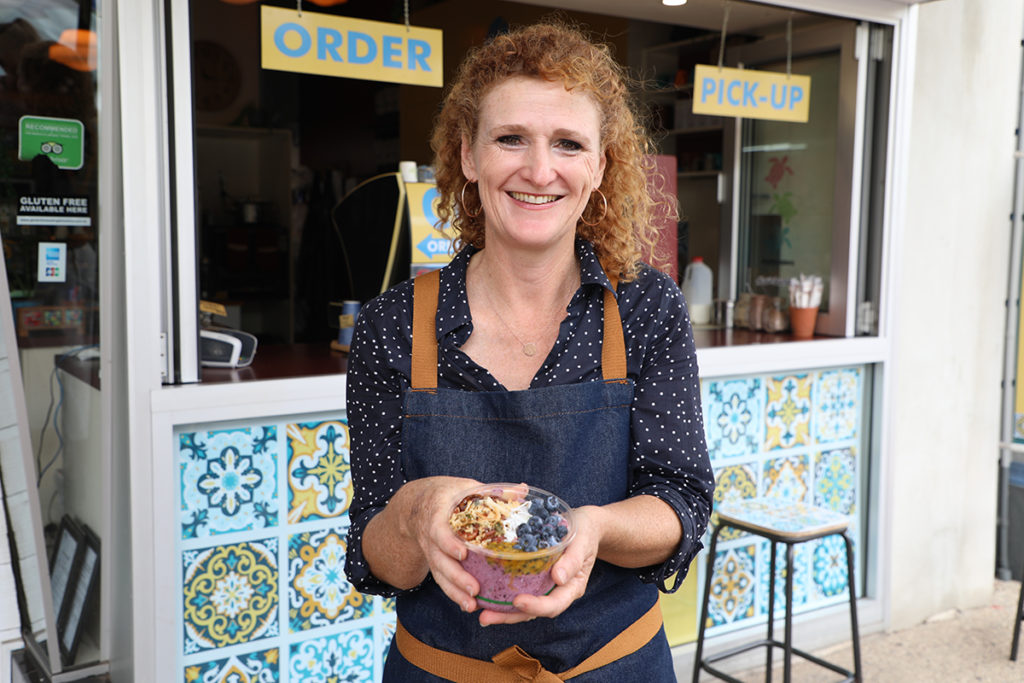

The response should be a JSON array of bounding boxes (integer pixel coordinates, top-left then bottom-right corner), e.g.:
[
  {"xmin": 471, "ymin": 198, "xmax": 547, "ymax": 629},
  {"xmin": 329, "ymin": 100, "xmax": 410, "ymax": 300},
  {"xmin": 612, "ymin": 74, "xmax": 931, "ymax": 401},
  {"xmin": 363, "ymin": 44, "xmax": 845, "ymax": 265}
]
[{"xmin": 889, "ymin": 0, "xmax": 1022, "ymax": 629}]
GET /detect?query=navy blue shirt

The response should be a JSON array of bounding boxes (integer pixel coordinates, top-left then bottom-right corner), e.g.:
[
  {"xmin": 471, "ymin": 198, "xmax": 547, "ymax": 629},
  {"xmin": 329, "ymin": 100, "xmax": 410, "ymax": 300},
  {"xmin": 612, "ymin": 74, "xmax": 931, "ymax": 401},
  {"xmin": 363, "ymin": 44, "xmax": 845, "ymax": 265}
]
[{"xmin": 345, "ymin": 240, "xmax": 713, "ymax": 596}]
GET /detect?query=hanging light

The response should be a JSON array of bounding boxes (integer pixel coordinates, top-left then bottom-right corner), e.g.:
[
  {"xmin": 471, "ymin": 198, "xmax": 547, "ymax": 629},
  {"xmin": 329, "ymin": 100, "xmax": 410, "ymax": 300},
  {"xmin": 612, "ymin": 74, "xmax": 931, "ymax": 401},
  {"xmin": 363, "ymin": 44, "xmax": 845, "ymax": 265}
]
[
  {"xmin": 663, "ymin": 0, "xmax": 688, "ymax": 6},
  {"xmin": 48, "ymin": 28, "xmax": 97, "ymax": 72}
]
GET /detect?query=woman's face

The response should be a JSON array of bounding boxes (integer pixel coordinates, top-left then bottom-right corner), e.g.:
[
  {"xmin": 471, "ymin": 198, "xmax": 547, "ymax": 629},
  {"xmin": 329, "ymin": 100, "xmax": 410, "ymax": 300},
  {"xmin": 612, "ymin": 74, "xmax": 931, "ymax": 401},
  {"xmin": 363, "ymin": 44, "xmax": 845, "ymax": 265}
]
[{"xmin": 461, "ymin": 76, "xmax": 606, "ymax": 254}]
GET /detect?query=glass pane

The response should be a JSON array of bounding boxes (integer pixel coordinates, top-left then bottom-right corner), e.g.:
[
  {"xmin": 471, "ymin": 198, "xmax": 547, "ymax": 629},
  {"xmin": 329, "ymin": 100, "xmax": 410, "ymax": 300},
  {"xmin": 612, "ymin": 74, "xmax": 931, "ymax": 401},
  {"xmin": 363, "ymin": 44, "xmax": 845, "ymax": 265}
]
[
  {"xmin": 738, "ymin": 51, "xmax": 840, "ymax": 309},
  {"xmin": 0, "ymin": 0, "xmax": 102, "ymax": 669}
]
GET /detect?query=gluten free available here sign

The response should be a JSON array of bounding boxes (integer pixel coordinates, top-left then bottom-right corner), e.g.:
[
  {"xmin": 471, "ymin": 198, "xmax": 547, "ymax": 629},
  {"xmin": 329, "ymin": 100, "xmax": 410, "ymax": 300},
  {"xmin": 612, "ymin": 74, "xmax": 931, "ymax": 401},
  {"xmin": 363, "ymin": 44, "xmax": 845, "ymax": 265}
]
[{"xmin": 18, "ymin": 115, "xmax": 85, "ymax": 170}]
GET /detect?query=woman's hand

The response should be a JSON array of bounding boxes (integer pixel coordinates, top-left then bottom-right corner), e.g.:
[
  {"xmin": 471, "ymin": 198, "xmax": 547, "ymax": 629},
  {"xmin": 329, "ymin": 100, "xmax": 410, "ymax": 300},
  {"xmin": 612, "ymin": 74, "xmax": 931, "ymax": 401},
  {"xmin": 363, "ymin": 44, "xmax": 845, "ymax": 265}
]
[
  {"xmin": 363, "ymin": 476, "xmax": 482, "ymax": 611},
  {"xmin": 476, "ymin": 504, "xmax": 605, "ymax": 626}
]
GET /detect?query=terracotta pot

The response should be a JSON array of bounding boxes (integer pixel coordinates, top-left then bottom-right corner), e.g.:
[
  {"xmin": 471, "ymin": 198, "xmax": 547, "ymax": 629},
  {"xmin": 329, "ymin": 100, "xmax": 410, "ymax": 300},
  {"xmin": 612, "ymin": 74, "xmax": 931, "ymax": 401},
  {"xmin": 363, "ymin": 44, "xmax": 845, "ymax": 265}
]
[{"xmin": 789, "ymin": 306, "xmax": 818, "ymax": 338}]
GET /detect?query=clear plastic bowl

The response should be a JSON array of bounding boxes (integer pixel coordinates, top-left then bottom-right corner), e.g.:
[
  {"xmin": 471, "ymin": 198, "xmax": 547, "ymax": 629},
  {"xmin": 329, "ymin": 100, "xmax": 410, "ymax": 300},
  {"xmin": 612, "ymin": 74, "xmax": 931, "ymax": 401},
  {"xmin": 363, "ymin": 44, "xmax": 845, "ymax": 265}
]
[{"xmin": 448, "ymin": 482, "xmax": 576, "ymax": 612}]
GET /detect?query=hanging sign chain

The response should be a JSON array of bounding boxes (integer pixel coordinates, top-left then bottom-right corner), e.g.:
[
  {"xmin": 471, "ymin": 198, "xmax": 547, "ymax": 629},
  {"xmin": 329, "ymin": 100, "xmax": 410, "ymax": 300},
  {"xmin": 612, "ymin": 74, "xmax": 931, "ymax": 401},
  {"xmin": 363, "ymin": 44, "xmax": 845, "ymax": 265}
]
[
  {"xmin": 297, "ymin": 0, "xmax": 302, "ymax": 17},
  {"xmin": 405, "ymin": 0, "xmax": 411, "ymax": 32},
  {"xmin": 786, "ymin": 14, "xmax": 793, "ymax": 77},
  {"xmin": 717, "ymin": 1, "xmax": 731, "ymax": 69}
]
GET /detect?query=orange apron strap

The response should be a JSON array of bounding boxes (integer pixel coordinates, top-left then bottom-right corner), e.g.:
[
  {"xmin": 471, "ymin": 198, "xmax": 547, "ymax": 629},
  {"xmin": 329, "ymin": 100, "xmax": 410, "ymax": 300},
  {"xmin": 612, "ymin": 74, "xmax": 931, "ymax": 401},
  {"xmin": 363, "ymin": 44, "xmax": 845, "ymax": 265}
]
[
  {"xmin": 411, "ymin": 269, "xmax": 441, "ymax": 390},
  {"xmin": 601, "ymin": 274, "xmax": 628, "ymax": 381},
  {"xmin": 394, "ymin": 600, "xmax": 663, "ymax": 682},
  {"xmin": 560, "ymin": 600, "xmax": 663, "ymax": 679}
]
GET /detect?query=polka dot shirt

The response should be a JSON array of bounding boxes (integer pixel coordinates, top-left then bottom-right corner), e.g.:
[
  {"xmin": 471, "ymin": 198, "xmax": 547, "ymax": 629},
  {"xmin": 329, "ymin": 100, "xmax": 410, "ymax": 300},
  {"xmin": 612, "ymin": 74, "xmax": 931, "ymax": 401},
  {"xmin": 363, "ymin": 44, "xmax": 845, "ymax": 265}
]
[{"xmin": 344, "ymin": 239, "xmax": 714, "ymax": 597}]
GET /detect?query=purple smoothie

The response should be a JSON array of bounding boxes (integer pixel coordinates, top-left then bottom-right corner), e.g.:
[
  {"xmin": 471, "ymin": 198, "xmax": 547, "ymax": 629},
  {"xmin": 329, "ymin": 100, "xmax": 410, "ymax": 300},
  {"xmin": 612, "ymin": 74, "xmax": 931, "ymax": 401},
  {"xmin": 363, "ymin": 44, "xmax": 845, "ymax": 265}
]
[{"xmin": 449, "ymin": 483, "xmax": 575, "ymax": 613}]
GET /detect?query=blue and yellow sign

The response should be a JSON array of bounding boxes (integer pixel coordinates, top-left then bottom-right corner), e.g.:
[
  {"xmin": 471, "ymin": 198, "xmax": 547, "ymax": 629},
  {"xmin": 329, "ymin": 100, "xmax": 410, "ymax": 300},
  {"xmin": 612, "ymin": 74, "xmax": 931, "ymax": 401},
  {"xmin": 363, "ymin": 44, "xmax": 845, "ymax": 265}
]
[
  {"xmin": 407, "ymin": 183, "xmax": 454, "ymax": 264},
  {"xmin": 692, "ymin": 65, "xmax": 811, "ymax": 123},
  {"xmin": 261, "ymin": 6, "xmax": 442, "ymax": 87}
]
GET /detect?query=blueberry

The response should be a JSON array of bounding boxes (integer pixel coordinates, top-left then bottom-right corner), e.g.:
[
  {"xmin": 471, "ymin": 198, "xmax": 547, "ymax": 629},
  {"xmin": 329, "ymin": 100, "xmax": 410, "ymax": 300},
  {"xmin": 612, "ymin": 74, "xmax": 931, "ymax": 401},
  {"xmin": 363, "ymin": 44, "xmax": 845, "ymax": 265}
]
[
  {"xmin": 537, "ymin": 539, "xmax": 550, "ymax": 549},
  {"xmin": 548, "ymin": 513, "xmax": 563, "ymax": 526},
  {"xmin": 528, "ymin": 516, "xmax": 543, "ymax": 530},
  {"xmin": 540, "ymin": 523, "xmax": 555, "ymax": 537},
  {"xmin": 522, "ymin": 537, "xmax": 538, "ymax": 552},
  {"xmin": 544, "ymin": 496, "xmax": 560, "ymax": 512},
  {"xmin": 516, "ymin": 523, "xmax": 530, "ymax": 537},
  {"xmin": 555, "ymin": 524, "xmax": 568, "ymax": 540},
  {"xmin": 545, "ymin": 535, "xmax": 559, "ymax": 547},
  {"xmin": 529, "ymin": 499, "xmax": 547, "ymax": 517}
]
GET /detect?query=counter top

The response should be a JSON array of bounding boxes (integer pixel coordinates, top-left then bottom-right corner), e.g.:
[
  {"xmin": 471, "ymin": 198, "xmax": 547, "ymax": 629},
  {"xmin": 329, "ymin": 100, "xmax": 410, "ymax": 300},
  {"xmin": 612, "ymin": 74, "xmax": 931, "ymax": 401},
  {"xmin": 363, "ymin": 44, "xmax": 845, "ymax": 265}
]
[{"xmin": 201, "ymin": 342, "xmax": 348, "ymax": 383}]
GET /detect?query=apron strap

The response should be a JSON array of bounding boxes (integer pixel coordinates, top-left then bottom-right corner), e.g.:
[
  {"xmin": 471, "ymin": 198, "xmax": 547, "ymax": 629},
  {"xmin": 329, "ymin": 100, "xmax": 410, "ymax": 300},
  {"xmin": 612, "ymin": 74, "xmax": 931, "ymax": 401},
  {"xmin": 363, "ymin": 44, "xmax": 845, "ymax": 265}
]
[
  {"xmin": 411, "ymin": 268, "xmax": 441, "ymax": 390},
  {"xmin": 410, "ymin": 267, "xmax": 628, "ymax": 389},
  {"xmin": 395, "ymin": 600, "xmax": 664, "ymax": 682}
]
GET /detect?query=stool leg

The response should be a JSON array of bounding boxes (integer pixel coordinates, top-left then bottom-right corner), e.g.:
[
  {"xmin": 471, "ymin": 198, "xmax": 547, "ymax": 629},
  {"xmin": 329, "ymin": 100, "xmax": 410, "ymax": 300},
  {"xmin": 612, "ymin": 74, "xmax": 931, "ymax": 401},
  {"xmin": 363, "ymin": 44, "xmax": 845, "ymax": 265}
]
[
  {"xmin": 783, "ymin": 542, "xmax": 795, "ymax": 683},
  {"xmin": 766, "ymin": 540, "xmax": 777, "ymax": 683},
  {"xmin": 1011, "ymin": 571, "xmax": 1024, "ymax": 661},
  {"xmin": 842, "ymin": 532, "xmax": 862, "ymax": 681},
  {"xmin": 693, "ymin": 525, "xmax": 723, "ymax": 683}
]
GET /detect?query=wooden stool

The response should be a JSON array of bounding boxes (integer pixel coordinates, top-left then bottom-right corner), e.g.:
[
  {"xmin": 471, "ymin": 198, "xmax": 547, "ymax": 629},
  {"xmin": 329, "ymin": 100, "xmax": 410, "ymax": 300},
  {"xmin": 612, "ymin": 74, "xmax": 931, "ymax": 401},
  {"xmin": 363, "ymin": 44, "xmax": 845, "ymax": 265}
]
[
  {"xmin": 692, "ymin": 498, "xmax": 862, "ymax": 682},
  {"xmin": 1012, "ymin": 570, "xmax": 1024, "ymax": 660}
]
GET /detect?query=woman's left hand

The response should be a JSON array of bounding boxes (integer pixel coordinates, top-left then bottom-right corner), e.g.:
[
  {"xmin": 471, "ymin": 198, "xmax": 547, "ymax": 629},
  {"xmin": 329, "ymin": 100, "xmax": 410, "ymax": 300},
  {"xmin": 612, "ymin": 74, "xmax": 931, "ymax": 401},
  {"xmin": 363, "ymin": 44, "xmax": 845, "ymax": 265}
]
[{"xmin": 476, "ymin": 504, "xmax": 604, "ymax": 626}]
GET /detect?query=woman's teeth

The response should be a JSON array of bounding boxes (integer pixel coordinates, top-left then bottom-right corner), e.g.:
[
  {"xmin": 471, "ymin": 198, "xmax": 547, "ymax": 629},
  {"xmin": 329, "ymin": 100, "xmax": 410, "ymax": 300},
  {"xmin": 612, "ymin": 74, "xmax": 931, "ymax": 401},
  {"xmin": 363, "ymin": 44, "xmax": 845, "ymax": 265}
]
[{"xmin": 509, "ymin": 191, "xmax": 559, "ymax": 205}]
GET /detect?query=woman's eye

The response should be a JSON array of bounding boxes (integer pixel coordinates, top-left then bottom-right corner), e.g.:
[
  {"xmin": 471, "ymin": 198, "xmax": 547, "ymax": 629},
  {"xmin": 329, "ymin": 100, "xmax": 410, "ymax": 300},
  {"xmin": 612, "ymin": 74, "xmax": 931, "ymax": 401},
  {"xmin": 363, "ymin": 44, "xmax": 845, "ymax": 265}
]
[
  {"xmin": 496, "ymin": 134, "xmax": 522, "ymax": 146},
  {"xmin": 556, "ymin": 139, "xmax": 583, "ymax": 153}
]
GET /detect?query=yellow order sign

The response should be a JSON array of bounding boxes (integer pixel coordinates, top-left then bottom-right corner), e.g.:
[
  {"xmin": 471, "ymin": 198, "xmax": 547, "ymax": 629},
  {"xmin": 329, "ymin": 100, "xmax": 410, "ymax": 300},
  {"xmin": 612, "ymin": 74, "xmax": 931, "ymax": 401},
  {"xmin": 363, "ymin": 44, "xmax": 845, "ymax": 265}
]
[
  {"xmin": 692, "ymin": 64, "xmax": 811, "ymax": 123},
  {"xmin": 261, "ymin": 6, "xmax": 442, "ymax": 87}
]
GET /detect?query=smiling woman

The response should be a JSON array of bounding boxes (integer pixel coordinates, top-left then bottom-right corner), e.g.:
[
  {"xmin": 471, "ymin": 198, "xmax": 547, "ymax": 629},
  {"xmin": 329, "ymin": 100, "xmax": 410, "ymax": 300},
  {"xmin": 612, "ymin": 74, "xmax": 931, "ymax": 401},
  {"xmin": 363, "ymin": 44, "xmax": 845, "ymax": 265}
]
[{"xmin": 344, "ymin": 19, "xmax": 712, "ymax": 683}]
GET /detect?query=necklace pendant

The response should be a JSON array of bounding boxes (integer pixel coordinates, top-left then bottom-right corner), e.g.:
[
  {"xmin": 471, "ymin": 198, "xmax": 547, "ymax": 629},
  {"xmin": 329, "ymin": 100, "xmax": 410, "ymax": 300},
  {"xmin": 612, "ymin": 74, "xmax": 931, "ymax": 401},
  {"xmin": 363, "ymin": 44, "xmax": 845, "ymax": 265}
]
[{"xmin": 522, "ymin": 343, "xmax": 537, "ymax": 357}]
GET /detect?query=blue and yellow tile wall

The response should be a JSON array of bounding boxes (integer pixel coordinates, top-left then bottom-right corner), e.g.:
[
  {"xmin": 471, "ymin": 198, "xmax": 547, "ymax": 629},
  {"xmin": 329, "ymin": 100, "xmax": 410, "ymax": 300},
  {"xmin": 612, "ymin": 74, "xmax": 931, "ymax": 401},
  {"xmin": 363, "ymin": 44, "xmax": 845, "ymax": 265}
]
[
  {"xmin": 691, "ymin": 365, "xmax": 865, "ymax": 636},
  {"xmin": 177, "ymin": 416, "xmax": 395, "ymax": 682},
  {"xmin": 175, "ymin": 366, "xmax": 866, "ymax": 674}
]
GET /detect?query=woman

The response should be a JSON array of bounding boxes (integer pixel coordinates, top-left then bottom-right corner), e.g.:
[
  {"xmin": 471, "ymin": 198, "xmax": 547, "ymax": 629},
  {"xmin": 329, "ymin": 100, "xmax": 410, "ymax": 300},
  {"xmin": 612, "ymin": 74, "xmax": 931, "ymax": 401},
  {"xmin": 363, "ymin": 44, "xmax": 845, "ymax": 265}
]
[{"xmin": 345, "ymin": 20, "xmax": 713, "ymax": 681}]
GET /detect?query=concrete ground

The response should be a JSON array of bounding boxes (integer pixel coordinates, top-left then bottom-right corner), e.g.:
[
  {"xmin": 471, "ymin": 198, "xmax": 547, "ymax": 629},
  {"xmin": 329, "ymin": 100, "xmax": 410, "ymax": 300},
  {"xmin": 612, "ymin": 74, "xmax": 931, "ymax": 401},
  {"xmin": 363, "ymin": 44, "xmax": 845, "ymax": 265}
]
[{"xmin": 723, "ymin": 579, "xmax": 1024, "ymax": 682}]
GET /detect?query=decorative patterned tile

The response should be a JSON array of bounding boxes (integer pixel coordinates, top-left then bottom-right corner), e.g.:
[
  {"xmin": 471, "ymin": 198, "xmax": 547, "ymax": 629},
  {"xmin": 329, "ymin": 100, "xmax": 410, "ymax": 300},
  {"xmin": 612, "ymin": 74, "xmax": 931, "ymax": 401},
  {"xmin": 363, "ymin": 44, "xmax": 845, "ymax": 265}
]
[
  {"xmin": 183, "ymin": 647, "xmax": 280, "ymax": 682},
  {"xmin": 703, "ymin": 378, "xmax": 763, "ymax": 460},
  {"xmin": 756, "ymin": 539, "xmax": 811, "ymax": 616},
  {"xmin": 183, "ymin": 539, "xmax": 280, "ymax": 654},
  {"xmin": 761, "ymin": 454, "xmax": 810, "ymax": 502},
  {"xmin": 814, "ymin": 447, "xmax": 857, "ymax": 514},
  {"xmin": 379, "ymin": 612, "xmax": 397, "ymax": 662},
  {"xmin": 288, "ymin": 525, "xmax": 372, "ymax": 632},
  {"xmin": 287, "ymin": 421, "xmax": 352, "ymax": 523},
  {"xmin": 289, "ymin": 628, "xmax": 375, "ymax": 682},
  {"xmin": 706, "ymin": 544, "xmax": 756, "ymax": 628},
  {"xmin": 179, "ymin": 427, "xmax": 279, "ymax": 539},
  {"xmin": 713, "ymin": 464, "xmax": 758, "ymax": 541},
  {"xmin": 815, "ymin": 369, "xmax": 860, "ymax": 444},
  {"xmin": 811, "ymin": 533, "xmax": 853, "ymax": 600},
  {"xmin": 765, "ymin": 374, "xmax": 812, "ymax": 451}
]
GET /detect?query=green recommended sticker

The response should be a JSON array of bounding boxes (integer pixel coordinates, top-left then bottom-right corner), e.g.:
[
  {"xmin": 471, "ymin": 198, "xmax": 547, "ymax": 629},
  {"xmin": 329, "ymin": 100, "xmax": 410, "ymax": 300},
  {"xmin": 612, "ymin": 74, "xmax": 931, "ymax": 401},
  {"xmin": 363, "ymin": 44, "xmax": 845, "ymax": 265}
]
[{"xmin": 18, "ymin": 115, "xmax": 84, "ymax": 170}]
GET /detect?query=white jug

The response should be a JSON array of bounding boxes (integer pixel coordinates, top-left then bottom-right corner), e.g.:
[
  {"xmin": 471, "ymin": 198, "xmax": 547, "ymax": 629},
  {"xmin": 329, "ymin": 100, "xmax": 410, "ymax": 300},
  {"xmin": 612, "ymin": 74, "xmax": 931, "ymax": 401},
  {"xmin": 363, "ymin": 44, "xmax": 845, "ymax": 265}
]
[{"xmin": 681, "ymin": 257, "xmax": 713, "ymax": 325}]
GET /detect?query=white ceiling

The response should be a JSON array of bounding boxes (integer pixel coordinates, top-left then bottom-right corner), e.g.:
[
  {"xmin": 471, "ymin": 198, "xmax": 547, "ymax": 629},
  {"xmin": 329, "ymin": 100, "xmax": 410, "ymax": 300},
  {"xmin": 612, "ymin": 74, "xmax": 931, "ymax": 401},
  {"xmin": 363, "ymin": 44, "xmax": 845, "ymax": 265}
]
[{"xmin": 506, "ymin": 0, "xmax": 822, "ymax": 32}]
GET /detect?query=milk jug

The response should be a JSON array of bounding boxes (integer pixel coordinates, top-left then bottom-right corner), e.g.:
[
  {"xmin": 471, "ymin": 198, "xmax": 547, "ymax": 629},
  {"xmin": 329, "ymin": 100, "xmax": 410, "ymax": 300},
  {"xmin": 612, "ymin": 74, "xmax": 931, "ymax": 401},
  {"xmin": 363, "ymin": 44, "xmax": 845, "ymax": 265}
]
[{"xmin": 681, "ymin": 257, "xmax": 713, "ymax": 325}]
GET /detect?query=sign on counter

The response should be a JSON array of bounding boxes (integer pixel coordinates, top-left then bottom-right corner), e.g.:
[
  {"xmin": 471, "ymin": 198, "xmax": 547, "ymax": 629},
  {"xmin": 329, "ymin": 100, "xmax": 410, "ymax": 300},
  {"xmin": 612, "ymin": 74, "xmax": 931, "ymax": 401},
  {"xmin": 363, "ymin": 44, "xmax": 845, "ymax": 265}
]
[
  {"xmin": 406, "ymin": 182, "xmax": 453, "ymax": 265},
  {"xmin": 261, "ymin": 6, "xmax": 442, "ymax": 87},
  {"xmin": 692, "ymin": 65, "xmax": 811, "ymax": 123}
]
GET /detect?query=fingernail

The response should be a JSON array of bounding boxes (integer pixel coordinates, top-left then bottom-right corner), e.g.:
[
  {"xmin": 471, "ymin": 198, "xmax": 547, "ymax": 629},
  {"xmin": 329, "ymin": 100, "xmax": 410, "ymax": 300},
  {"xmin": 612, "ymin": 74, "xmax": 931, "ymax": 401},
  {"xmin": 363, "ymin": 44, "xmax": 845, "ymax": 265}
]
[{"xmin": 462, "ymin": 600, "xmax": 472, "ymax": 612}]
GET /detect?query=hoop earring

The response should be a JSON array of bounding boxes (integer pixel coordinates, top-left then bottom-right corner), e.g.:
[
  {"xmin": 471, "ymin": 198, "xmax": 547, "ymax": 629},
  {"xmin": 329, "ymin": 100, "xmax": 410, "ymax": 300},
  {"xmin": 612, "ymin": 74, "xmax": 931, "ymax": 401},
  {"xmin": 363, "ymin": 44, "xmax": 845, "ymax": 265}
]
[
  {"xmin": 461, "ymin": 180, "xmax": 482, "ymax": 218},
  {"xmin": 579, "ymin": 188, "xmax": 608, "ymax": 227}
]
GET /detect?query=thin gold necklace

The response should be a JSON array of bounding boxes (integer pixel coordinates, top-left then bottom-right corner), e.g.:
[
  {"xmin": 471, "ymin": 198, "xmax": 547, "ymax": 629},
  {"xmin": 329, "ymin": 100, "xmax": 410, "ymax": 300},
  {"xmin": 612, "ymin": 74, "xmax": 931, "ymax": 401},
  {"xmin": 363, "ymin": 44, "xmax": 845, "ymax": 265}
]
[{"xmin": 479, "ymin": 272, "xmax": 575, "ymax": 357}]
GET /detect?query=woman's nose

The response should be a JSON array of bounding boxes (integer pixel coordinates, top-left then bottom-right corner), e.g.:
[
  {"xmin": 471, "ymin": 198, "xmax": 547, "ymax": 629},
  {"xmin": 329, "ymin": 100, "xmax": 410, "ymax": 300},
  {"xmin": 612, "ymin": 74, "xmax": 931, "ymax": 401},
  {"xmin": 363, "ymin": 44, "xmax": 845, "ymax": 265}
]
[{"xmin": 523, "ymin": 145, "xmax": 557, "ymax": 185}]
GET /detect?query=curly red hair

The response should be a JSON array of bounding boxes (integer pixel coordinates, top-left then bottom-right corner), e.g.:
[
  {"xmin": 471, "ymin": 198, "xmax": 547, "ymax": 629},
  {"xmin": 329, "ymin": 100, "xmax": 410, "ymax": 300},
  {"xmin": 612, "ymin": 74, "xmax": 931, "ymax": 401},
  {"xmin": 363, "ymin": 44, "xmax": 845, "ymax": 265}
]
[{"xmin": 430, "ymin": 20, "xmax": 676, "ymax": 280}]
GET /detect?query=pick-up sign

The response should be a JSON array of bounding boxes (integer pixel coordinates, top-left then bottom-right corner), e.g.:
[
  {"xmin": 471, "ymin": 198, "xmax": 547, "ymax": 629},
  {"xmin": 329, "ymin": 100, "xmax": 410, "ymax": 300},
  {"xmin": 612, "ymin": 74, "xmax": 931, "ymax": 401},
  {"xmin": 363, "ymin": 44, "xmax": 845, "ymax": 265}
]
[{"xmin": 692, "ymin": 65, "xmax": 811, "ymax": 123}]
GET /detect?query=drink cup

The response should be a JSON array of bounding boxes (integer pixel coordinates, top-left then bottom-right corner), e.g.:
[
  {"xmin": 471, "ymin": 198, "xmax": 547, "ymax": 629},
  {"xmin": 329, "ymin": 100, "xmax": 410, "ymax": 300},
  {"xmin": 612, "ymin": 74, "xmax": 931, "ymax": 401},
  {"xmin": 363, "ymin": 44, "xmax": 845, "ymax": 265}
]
[{"xmin": 449, "ymin": 483, "xmax": 575, "ymax": 612}]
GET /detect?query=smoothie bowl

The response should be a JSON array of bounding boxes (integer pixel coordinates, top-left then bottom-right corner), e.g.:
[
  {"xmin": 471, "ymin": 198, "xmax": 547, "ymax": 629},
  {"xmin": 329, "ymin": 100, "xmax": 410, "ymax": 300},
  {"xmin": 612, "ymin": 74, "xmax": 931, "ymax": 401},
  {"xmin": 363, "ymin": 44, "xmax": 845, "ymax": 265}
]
[{"xmin": 448, "ymin": 483, "xmax": 576, "ymax": 612}]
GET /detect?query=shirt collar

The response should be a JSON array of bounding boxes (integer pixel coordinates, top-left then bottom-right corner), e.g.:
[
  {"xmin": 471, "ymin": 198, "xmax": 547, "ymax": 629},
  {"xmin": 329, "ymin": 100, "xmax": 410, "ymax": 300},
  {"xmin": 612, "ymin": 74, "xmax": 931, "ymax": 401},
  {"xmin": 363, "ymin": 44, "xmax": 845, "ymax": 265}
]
[{"xmin": 435, "ymin": 239, "xmax": 615, "ymax": 339}]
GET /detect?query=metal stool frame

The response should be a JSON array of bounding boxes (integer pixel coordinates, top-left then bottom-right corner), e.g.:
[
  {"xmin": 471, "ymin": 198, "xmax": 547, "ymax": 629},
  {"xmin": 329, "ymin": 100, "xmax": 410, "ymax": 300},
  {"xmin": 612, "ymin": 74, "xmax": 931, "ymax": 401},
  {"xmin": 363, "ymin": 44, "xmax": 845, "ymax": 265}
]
[
  {"xmin": 1012, "ymin": 569, "xmax": 1024, "ymax": 661},
  {"xmin": 692, "ymin": 519, "xmax": 862, "ymax": 683}
]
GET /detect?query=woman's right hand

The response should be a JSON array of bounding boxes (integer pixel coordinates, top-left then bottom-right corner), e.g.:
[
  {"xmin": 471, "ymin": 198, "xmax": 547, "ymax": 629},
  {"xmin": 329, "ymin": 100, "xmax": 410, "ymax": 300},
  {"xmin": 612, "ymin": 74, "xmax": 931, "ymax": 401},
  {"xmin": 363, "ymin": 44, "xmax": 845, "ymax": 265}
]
[{"xmin": 364, "ymin": 476, "xmax": 483, "ymax": 611}]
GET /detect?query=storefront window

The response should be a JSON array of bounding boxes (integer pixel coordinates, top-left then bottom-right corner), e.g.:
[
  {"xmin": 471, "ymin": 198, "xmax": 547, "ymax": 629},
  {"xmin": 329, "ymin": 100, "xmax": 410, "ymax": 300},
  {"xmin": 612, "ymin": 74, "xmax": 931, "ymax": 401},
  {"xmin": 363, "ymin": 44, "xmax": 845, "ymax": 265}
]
[{"xmin": 0, "ymin": 1, "xmax": 104, "ymax": 674}]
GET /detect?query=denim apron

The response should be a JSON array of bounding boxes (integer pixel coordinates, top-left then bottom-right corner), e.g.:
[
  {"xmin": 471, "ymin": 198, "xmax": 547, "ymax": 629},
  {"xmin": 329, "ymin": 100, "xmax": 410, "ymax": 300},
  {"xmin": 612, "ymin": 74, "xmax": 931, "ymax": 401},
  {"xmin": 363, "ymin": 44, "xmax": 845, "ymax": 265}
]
[{"xmin": 383, "ymin": 268, "xmax": 675, "ymax": 682}]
